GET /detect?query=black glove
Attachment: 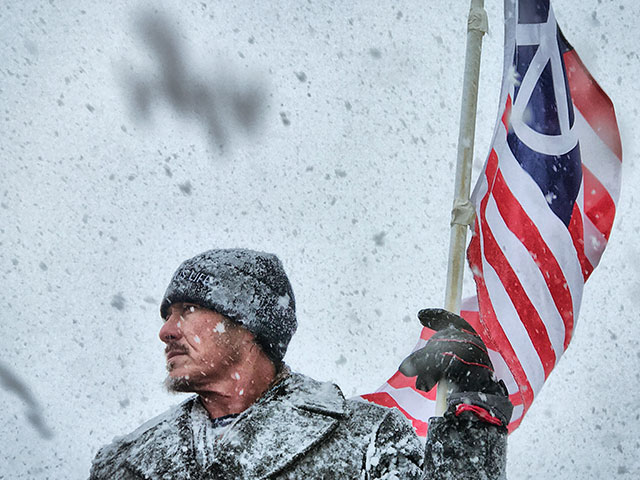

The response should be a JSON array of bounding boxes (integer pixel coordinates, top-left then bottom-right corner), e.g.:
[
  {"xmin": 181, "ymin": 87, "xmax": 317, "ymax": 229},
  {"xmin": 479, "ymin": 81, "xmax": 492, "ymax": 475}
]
[{"xmin": 399, "ymin": 308, "xmax": 513, "ymax": 426}]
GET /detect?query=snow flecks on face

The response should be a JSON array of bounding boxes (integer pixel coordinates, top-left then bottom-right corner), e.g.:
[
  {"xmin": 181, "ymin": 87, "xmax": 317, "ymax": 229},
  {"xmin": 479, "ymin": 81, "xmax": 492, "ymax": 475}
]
[
  {"xmin": 232, "ymin": 372, "xmax": 240, "ymax": 380},
  {"xmin": 214, "ymin": 322, "xmax": 226, "ymax": 333},
  {"xmin": 238, "ymin": 389, "xmax": 244, "ymax": 396},
  {"xmin": 188, "ymin": 305, "xmax": 196, "ymax": 313},
  {"xmin": 177, "ymin": 321, "xmax": 182, "ymax": 328},
  {"xmin": 194, "ymin": 335, "xmax": 201, "ymax": 344}
]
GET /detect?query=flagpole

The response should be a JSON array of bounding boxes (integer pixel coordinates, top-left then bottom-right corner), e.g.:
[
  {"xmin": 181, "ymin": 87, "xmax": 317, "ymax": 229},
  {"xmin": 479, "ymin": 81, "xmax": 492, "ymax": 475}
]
[{"xmin": 436, "ymin": 0, "xmax": 488, "ymax": 416}]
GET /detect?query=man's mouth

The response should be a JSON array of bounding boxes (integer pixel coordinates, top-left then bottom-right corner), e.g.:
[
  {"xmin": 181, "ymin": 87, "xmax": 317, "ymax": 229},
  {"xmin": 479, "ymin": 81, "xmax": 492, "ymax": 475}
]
[{"xmin": 165, "ymin": 347, "xmax": 189, "ymax": 360}]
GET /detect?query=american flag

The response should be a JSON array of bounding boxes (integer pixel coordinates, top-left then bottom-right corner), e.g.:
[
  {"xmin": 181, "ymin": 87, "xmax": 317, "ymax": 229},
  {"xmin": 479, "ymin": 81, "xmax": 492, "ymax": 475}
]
[{"xmin": 361, "ymin": 0, "xmax": 622, "ymax": 435}]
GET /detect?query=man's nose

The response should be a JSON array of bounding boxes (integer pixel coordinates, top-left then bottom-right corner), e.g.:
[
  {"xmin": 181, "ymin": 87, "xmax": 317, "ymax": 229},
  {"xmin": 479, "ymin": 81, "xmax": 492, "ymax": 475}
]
[{"xmin": 159, "ymin": 312, "xmax": 183, "ymax": 343}]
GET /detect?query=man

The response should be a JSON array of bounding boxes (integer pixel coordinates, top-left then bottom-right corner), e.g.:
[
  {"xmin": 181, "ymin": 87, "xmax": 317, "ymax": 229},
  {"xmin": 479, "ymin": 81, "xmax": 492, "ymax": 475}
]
[{"xmin": 90, "ymin": 248, "xmax": 512, "ymax": 479}]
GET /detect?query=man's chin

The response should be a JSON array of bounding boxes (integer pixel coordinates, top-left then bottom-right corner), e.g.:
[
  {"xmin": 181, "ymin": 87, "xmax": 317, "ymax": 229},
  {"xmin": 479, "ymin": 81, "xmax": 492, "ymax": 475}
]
[{"xmin": 164, "ymin": 374, "xmax": 195, "ymax": 393}]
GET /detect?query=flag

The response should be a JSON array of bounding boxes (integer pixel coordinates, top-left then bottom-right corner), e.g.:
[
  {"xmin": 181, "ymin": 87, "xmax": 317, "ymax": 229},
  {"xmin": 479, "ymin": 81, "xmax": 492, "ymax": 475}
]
[
  {"xmin": 361, "ymin": 0, "xmax": 622, "ymax": 435},
  {"xmin": 467, "ymin": 0, "xmax": 622, "ymax": 430}
]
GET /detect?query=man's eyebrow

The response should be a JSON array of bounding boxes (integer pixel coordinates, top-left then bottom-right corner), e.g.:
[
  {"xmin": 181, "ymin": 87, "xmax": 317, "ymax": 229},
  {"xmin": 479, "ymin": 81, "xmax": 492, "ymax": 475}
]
[{"xmin": 162, "ymin": 304, "xmax": 183, "ymax": 318}]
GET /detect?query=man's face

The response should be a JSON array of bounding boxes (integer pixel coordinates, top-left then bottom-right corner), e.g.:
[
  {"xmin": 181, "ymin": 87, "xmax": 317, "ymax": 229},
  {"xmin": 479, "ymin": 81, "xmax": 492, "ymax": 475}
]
[{"xmin": 159, "ymin": 302, "xmax": 253, "ymax": 391}]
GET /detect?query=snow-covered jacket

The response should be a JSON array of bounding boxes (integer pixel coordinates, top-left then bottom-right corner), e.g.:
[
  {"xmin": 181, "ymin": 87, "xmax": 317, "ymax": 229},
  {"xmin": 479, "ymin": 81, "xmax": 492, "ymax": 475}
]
[{"xmin": 90, "ymin": 373, "xmax": 507, "ymax": 479}]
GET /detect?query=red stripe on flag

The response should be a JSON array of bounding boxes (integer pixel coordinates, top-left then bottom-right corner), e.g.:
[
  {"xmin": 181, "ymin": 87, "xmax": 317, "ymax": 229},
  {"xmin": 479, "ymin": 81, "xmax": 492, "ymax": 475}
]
[
  {"xmin": 419, "ymin": 327, "xmax": 436, "ymax": 342},
  {"xmin": 567, "ymin": 203, "xmax": 593, "ymax": 281},
  {"xmin": 468, "ymin": 224, "xmax": 534, "ymax": 412},
  {"xmin": 509, "ymin": 393, "xmax": 523, "ymax": 407},
  {"xmin": 564, "ymin": 49, "xmax": 622, "ymax": 161},
  {"xmin": 469, "ymin": 147, "xmax": 540, "ymax": 409},
  {"xmin": 485, "ymin": 149, "xmax": 500, "ymax": 190},
  {"xmin": 360, "ymin": 392, "xmax": 429, "ymax": 437},
  {"xmin": 582, "ymin": 165, "xmax": 616, "ymax": 240},
  {"xmin": 461, "ymin": 307, "xmax": 496, "ymax": 349},
  {"xmin": 386, "ymin": 372, "xmax": 437, "ymax": 400},
  {"xmin": 491, "ymin": 169, "xmax": 575, "ymax": 350},
  {"xmin": 460, "ymin": 307, "xmax": 480, "ymax": 329},
  {"xmin": 501, "ymin": 95, "xmax": 512, "ymax": 131},
  {"xmin": 478, "ymin": 194, "xmax": 557, "ymax": 378}
]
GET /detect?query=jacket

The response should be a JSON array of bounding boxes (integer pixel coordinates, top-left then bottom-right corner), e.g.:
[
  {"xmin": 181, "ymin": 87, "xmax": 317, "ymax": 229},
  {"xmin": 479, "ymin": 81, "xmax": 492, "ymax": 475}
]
[{"xmin": 90, "ymin": 372, "xmax": 507, "ymax": 479}]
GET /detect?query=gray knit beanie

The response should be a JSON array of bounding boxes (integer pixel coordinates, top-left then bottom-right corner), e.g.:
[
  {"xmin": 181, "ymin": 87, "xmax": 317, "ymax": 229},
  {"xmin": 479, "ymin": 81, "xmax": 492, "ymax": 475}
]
[{"xmin": 160, "ymin": 248, "xmax": 297, "ymax": 365}]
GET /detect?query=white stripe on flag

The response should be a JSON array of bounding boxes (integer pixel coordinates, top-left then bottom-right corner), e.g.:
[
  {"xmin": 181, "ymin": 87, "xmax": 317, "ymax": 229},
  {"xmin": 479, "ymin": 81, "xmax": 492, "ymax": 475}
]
[
  {"xmin": 488, "ymin": 347, "xmax": 518, "ymax": 397},
  {"xmin": 480, "ymin": 256, "xmax": 546, "ymax": 395},
  {"xmin": 412, "ymin": 338, "xmax": 427, "ymax": 352},
  {"xmin": 378, "ymin": 384, "xmax": 435, "ymax": 423},
  {"xmin": 495, "ymin": 133, "xmax": 584, "ymax": 318},
  {"xmin": 461, "ymin": 295, "xmax": 479, "ymax": 311},
  {"xmin": 484, "ymin": 195, "xmax": 566, "ymax": 363},
  {"xmin": 511, "ymin": 404, "xmax": 524, "ymax": 422},
  {"xmin": 574, "ymin": 110, "xmax": 622, "ymax": 203},
  {"xmin": 583, "ymin": 213, "xmax": 609, "ymax": 267}
]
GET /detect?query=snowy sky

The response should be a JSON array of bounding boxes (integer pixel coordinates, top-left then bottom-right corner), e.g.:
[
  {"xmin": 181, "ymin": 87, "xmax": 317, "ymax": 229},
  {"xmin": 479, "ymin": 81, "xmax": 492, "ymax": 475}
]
[{"xmin": 1, "ymin": 0, "xmax": 638, "ymax": 478}]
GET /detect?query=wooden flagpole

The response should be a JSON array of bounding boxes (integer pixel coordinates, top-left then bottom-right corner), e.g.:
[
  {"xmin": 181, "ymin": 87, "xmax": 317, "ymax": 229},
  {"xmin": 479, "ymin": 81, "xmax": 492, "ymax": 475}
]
[{"xmin": 436, "ymin": 0, "xmax": 489, "ymax": 415}]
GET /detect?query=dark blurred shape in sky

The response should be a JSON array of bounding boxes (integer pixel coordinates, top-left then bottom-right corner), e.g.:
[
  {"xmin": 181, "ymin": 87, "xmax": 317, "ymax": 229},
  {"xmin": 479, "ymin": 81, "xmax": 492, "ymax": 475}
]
[
  {"xmin": 110, "ymin": 293, "xmax": 126, "ymax": 311},
  {"xmin": 128, "ymin": 10, "xmax": 267, "ymax": 151},
  {"xmin": 0, "ymin": 362, "xmax": 53, "ymax": 439}
]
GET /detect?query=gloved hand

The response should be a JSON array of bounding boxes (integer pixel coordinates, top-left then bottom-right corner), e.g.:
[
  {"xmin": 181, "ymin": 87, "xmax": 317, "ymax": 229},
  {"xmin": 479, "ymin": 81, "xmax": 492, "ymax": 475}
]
[{"xmin": 399, "ymin": 308, "xmax": 513, "ymax": 427}]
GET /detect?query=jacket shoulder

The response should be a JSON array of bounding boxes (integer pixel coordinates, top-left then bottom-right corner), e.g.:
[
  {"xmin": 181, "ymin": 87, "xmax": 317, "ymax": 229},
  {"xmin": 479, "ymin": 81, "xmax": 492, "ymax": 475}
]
[
  {"xmin": 345, "ymin": 396, "xmax": 417, "ymax": 435},
  {"xmin": 284, "ymin": 372, "xmax": 419, "ymax": 446},
  {"xmin": 345, "ymin": 398, "xmax": 424, "ymax": 478},
  {"xmin": 260, "ymin": 373, "xmax": 423, "ymax": 479},
  {"xmin": 89, "ymin": 397, "xmax": 195, "ymax": 478}
]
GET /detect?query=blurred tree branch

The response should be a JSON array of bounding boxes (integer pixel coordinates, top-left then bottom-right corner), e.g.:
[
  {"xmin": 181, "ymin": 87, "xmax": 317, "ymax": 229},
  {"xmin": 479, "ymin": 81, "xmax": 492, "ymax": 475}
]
[
  {"xmin": 126, "ymin": 10, "xmax": 267, "ymax": 152},
  {"xmin": 0, "ymin": 361, "xmax": 53, "ymax": 439}
]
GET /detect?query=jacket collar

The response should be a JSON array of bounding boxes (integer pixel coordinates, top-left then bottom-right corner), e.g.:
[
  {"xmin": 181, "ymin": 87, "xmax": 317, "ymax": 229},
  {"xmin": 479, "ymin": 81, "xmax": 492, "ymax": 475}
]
[
  {"xmin": 207, "ymin": 372, "xmax": 347, "ymax": 479},
  {"xmin": 122, "ymin": 373, "xmax": 346, "ymax": 479},
  {"xmin": 121, "ymin": 398, "xmax": 200, "ymax": 480}
]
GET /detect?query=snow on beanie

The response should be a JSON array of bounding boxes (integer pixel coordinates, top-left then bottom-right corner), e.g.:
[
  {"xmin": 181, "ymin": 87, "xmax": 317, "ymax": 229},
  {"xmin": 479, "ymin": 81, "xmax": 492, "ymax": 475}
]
[{"xmin": 160, "ymin": 248, "xmax": 297, "ymax": 365}]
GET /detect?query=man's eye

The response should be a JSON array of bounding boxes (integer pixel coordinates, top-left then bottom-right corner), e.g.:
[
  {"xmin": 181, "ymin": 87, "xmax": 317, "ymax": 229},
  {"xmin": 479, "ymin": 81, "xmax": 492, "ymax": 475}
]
[{"xmin": 184, "ymin": 304, "xmax": 198, "ymax": 314}]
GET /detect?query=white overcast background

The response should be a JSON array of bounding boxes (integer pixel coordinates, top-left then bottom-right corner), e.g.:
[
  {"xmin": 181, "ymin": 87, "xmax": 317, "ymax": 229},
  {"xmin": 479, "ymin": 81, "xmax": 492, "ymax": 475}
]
[{"xmin": 1, "ymin": 1, "xmax": 638, "ymax": 478}]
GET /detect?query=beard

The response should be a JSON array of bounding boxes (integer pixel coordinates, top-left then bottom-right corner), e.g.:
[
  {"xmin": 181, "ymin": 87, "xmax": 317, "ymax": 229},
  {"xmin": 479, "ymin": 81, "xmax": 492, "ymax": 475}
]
[
  {"xmin": 163, "ymin": 342, "xmax": 195, "ymax": 393},
  {"xmin": 164, "ymin": 374, "xmax": 196, "ymax": 393},
  {"xmin": 163, "ymin": 356, "xmax": 198, "ymax": 393}
]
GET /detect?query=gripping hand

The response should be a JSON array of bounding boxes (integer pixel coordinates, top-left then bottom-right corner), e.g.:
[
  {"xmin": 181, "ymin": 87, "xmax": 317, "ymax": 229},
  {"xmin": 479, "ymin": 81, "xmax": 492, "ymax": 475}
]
[{"xmin": 399, "ymin": 308, "xmax": 512, "ymax": 426}]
